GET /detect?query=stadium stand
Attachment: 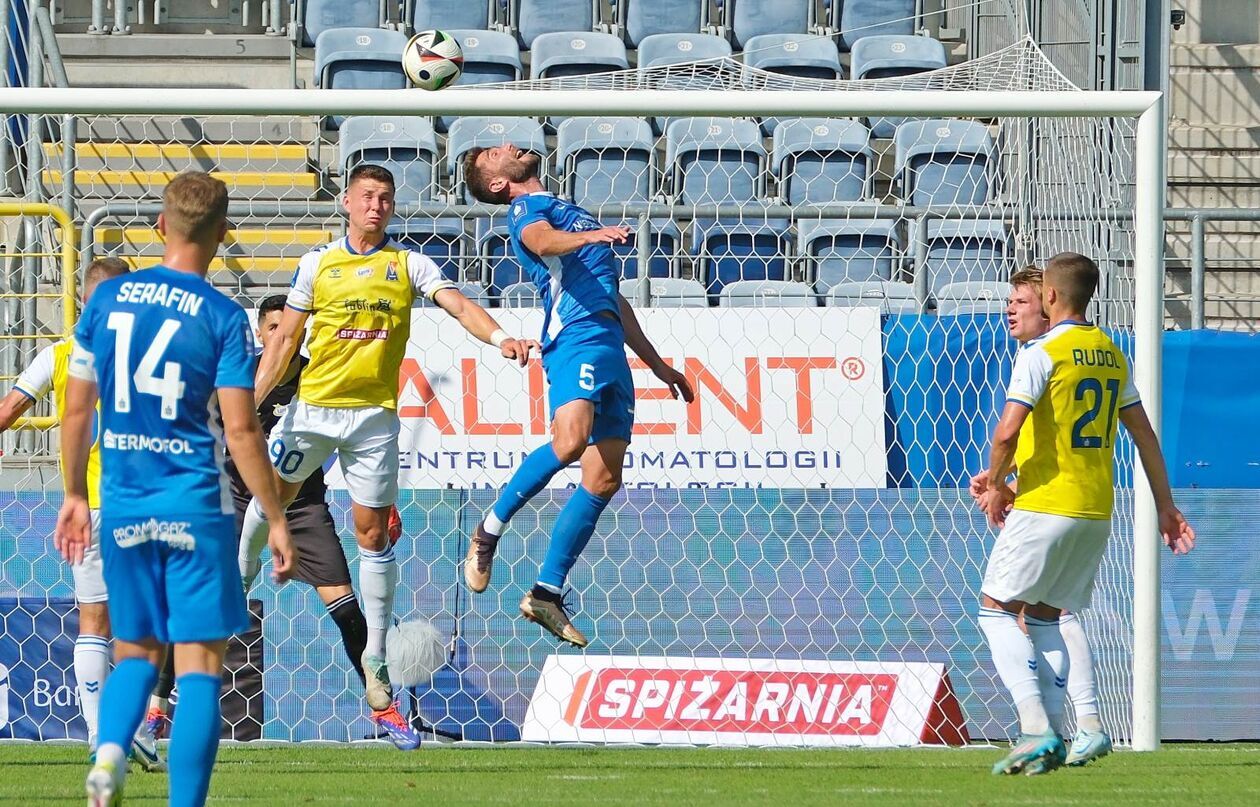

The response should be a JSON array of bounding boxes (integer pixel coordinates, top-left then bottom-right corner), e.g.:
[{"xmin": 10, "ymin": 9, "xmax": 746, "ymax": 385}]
[
  {"xmin": 512, "ymin": 0, "xmax": 597, "ymax": 48},
  {"xmin": 728, "ymin": 0, "xmax": 812, "ymax": 50},
  {"xmin": 743, "ymin": 33, "xmax": 844, "ymax": 80},
  {"xmin": 557, "ymin": 117, "xmax": 656, "ymax": 208},
  {"xmin": 388, "ymin": 218, "xmax": 468, "ymax": 282},
  {"xmin": 611, "ymin": 219, "xmax": 682, "ymax": 279},
  {"xmin": 825, "ymin": 280, "xmax": 917, "ymax": 312},
  {"xmin": 637, "ymin": 32, "xmax": 733, "ymax": 67},
  {"xmin": 798, "ymin": 219, "xmax": 901, "ymax": 293},
  {"xmin": 913, "ymin": 219, "xmax": 1011, "ymax": 292},
  {"xmin": 301, "ymin": 0, "xmax": 383, "ymax": 47},
  {"xmin": 477, "ymin": 217, "xmax": 525, "ymax": 295},
  {"xmin": 418, "ymin": 280, "xmax": 491, "ymax": 306},
  {"xmin": 437, "ymin": 30, "xmax": 523, "ymax": 131},
  {"xmin": 339, "ymin": 116, "xmax": 439, "ymax": 204},
  {"xmin": 529, "ymin": 32, "xmax": 629, "ymax": 79},
  {"xmin": 720, "ymin": 279, "xmax": 817, "ymax": 307},
  {"xmin": 831, "ymin": 0, "xmax": 916, "ymax": 52},
  {"xmin": 851, "ymin": 35, "xmax": 948, "ymax": 137},
  {"xmin": 894, "ymin": 119, "xmax": 994, "ymax": 206},
  {"xmin": 666, "ymin": 117, "xmax": 766, "ymax": 205},
  {"xmin": 620, "ymin": 0, "xmax": 705, "ymax": 48},
  {"xmin": 446, "ymin": 116, "xmax": 549, "ymax": 202},
  {"xmin": 772, "ymin": 118, "xmax": 872, "ymax": 204},
  {"xmin": 313, "ymin": 28, "xmax": 408, "ymax": 128},
  {"xmin": 935, "ymin": 281, "xmax": 1011, "ymax": 315},
  {"xmin": 411, "ymin": 0, "xmax": 496, "ymax": 33},
  {"xmin": 500, "ymin": 280, "xmax": 543, "ymax": 307},
  {"xmin": 693, "ymin": 217, "xmax": 792, "ymax": 298},
  {"xmin": 620, "ymin": 277, "xmax": 709, "ymax": 307}
]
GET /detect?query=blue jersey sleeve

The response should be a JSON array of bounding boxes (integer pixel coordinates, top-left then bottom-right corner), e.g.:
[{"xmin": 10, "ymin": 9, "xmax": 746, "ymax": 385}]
[
  {"xmin": 215, "ymin": 305, "xmax": 256, "ymax": 390},
  {"xmin": 507, "ymin": 194, "xmax": 552, "ymax": 237}
]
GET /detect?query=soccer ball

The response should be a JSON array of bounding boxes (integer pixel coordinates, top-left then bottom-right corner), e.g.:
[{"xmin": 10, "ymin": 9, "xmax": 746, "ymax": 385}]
[
  {"xmin": 385, "ymin": 619, "xmax": 447, "ymax": 687},
  {"xmin": 402, "ymin": 30, "xmax": 463, "ymax": 91}
]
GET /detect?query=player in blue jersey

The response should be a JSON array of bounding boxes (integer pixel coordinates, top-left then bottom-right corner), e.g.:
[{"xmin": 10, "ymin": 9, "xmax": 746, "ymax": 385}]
[
  {"xmin": 55, "ymin": 172, "xmax": 295, "ymax": 807},
  {"xmin": 462, "ymin": 144, "xmax": 694, "ymax": 647}
]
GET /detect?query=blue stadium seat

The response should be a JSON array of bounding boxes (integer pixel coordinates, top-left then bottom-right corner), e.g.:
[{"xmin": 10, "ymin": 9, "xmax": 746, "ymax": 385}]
[
  {"xmin": 720, "ymin": 279, "xmax": 816, "ymax": 307},
  {"xmin": 530, "ymin": 32, "xmax": 629, "ymax": 80},
  {"xmin": 388, "ymin": 218, "xmax": 468, "ymax": 282},
  {"xmin": 825, "ymin": 280, "xmax": 917, "ymax": 312},
  {"xmin": 638, "ymin": 34, "xmax": 733, "ymax": 133},
  {"xmin": 894, "ymin": 119, "xmax": 993, "ymax": 207},
  {"xmin": 557, "ymin": 117, "xmax": 654, "ymax": 208},
  {"xmin": 418, "ymin": 281, "xmax": 490, "ymax": 307},
  {"xmin": 912, "ymin": 219, "xmax": 1010, "ymax": 292},
  {"xmin": 619, "ymin": 277, "xmax": 708, "ymax": 307},
  {"xmin": 833, "ymin": 0, "xmax": 915, "ymax": 52},
  {"xmin": 436, "ymin": 30, "xmax": 523, "ymax": 132},
  {"xmin": 743, "ymin": 34, "xmax": 843, "ymax": 80},
  {"xmin": 772, "ymin": 118, "xmax": 871, "ymax": 204},
  {"xmin": 476, "ymin": 217, "xmax": 525, "ymax": 296},
  {"xmin": 693, "ymin": 217, "xmax": 791, "ymax": 299},
  {"xmin": 798, "ymin": 219, "xmax": 900, "ymax": 293},
  {"xmin": 851, "ymin": 35, "xmax": 947, "ymax": 137},
  {"xmin": 611, "ymin": 218, "xmax": 682, "ymax": 279},
  {"xmin": 513, "ymin": 0, "xmax": 595, "ymax": 48},
  {"xmin": 729, "ymin": 0, "xmax": 811, "ymax": 50},
  {"xmin": 623, "ymin": 0, "xmax": 704, "ymax": 48},
  {"xmin": 302, "ymin": 0, "xmax": 380, "ymax": 47},
  {"xmin": 446, "ymin": 117, "xmax": 548, "ymax": 202},
  {"xmin": 935, "ymin": 281, "xmax": 1010, "ymax": 315},
  {"xmin": 340, "ymin": 116, "xmax": 439, "ymax": 205},
  {"xmin": 314, "ymin": 29, "xmax": 408, "ymax": 128},
  {"xmin": 666, "ymin": 117, "xmax": 766, "ymax": 205},
  {"xmin": 500, "ymin": 281, "xmax": 542, "ymax": 307},
  {"xmin": 411, "ymin": 0, "xmax": 494, "ymax": 32}
]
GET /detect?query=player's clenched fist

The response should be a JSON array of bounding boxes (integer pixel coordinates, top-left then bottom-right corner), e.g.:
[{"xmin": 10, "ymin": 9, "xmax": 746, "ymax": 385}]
[{"xmin": 268, "ymin": 519, "xmax": 299, "ymax": 583}]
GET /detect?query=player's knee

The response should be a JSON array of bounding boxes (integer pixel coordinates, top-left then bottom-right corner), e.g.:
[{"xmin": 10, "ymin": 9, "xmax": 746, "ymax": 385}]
[
  {"xmin": 355, "ymin": 520, "xmax": 388, "ymax": 551},
  {"xmin": 78, "ymin": 602, "xmax": 110, "ymax": 637},
  {"xmin": 551, "ymin": 434, "xmax": 587, "ymax": 465},
  {"xmin": 585, "ymin": 466, "xmax": 623, "ymax": 499}
]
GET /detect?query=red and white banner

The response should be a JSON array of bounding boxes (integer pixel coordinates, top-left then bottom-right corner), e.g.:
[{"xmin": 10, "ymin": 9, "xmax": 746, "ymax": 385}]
[
  {"xmin": 326, "ymin": 307, "xmax": 887, "ymax": 490},
  {"xmin": 522, "ymin": 655, "xmax": 969, "ymax": 747}
]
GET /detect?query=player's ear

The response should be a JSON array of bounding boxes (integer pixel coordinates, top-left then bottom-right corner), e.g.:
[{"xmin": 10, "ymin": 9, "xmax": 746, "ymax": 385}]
[
  {"xmin": 216, "ymin": 219, "xmax": 229, "ymax": 245},
  {"xmin": 156, "ymin": 212, "xmax": 167, "ymax": 237},
  {"xmin": 488, "ymin": 175, "xmax": 507, "ymax": 195}
]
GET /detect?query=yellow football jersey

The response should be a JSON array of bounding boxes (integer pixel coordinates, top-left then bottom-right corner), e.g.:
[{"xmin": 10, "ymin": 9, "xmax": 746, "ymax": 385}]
[
  {"xmin": 1007, "ymin": 321, "xmax": 1141, "ymax": 520},
  {"xmin": 14, "ymin": 338, "xmax": 103, "ymax": 509},
  {"xmin": 287, "ymin": 237, "xmax": 454, "ymax": 409}
]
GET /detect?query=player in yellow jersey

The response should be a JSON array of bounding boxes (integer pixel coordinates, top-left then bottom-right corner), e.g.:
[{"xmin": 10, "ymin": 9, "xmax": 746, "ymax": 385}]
[
  {"xmin": 978, "ymin": 252, "xmax": 1196, "ymax": 776},
  {"xmin": 237, "ymin": 164, "xmax": 537, "ymax": 747},
  {"xmin": 0, "ymin": 257, "xmax": 163, "ymax": 770}
]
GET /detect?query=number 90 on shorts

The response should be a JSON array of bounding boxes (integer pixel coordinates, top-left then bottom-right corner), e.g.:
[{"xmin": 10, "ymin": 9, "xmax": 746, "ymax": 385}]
[{"xmin": 270, "ymin": 440, "xmax": 305, "ymax": 476}]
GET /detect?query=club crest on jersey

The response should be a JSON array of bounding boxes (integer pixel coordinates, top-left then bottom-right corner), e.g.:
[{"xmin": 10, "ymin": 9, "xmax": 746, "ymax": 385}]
[
  {"xmin": 356, "ymin": 266, "xmax": 373, "ymax": 278},
  {"xmin": 386, "ymin": 262, "xmax": 399, "ymax": 282}
]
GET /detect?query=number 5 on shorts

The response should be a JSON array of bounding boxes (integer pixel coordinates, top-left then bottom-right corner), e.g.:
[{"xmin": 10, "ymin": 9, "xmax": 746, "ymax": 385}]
[
  {"xmin": 579, "ymin": 363, "xmax": 596, "ymax": 391},
  {"xmin": 270, "ymin": 440, "xmax": 304, "ymax": 476}
]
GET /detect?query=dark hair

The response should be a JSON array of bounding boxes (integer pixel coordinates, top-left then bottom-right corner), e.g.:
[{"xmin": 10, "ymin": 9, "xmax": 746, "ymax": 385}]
[
  {"xmin": 1044, "ymin": 252, "xmax": 1098, "ymax": 311},
  {"xmin": 462, "ymin": 147, "xmax": 510, "ymax": 205},
  {"xmin": 84, "ymin": 256, "xmax": 130, "ymax": 292},
  {"xmin": 258, "ymin": 294, "xmax": 288, "ymax": 318},
  {"xmin": 346, "ymin": 163, "xmax": 396, "ymax": 191}
]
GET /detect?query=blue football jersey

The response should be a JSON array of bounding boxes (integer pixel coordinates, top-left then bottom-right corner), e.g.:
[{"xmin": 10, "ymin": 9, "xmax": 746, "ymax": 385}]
[
  {"xmin": 506, "ymin": 191, "xmax": 621, "ymax": 348},
  {"xmin": 73, "ymin": 266, "xmax": 257, "ymax": 518}
]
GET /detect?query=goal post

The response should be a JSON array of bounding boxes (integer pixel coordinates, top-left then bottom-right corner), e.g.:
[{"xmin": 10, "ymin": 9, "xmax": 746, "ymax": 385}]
[{"xmin": 0, "ymin": 51, "xmax": 1167, "ymax": 749}]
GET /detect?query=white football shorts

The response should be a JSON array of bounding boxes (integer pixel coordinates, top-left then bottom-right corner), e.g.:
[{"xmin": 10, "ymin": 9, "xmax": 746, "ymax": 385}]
[
  {"xmin": 981, "ymin": 508, "xmax": 1111, "ymax": 612},
  {"xmin": 267, "ymin": 400, "xmax": 400, "ymax": 509},
  {"xmin": 71, "ymin": 509, "xmax": 108, "ymax": 604}
]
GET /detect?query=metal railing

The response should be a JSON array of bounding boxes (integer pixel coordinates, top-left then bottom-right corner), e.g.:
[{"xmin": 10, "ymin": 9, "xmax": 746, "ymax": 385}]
[{"xmin": 1164, "ymin": 208, "xmax": 1260, "ymax": 331}]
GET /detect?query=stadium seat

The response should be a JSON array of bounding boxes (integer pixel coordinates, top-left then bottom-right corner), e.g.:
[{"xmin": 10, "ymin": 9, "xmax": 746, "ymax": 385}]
[
  {"xmin": 411, "ymin": 0, "xmax": 494, "ymax": 33},
  {"xmin": 832, "ymin": 0, "xmax": 915, "ymax": 52},
  {"xmin": 500, "ymin": 281, "xmax": 542, "ymax": 307},
  {"xmin": 418, "ymin": 281, "xmax": 490, "ymax": 307},
  {"xmin": 851, "ymin": 35, "xmax": 947, "ymax": 137},
  {"xmin": 912, "ymin": 219, "xmax": 1011, "ymax": 292},
  {"xmin": 622, "ymin": 0, "xmax": 704, "ymax": 48},
  {"xmin": 447, "ymin": 117, "xmax": 548, "ymax": 202},
  {"xmin": 825, "ymin": 280, "xmax": 917, "ymax": 313},
  {"xmin": 720, "ymin": 279, "xmax": 816, "ymax": 307},
  {"xmin": 388, "ymin": 218, "xmax": 468, "ymax": 282},
  {"xmin": 637, "ymin": 34, "xmax": 733, "ymax": 133},
  {"xmin": 302, "ymin": 0, "xmax": 380, "ymax": 47},
  {"xmin": 772, "ymin": 118, "xmax": 872, "ymax": 205},
  {"xmin": 935, "ymin": 280, "xmax": 1010, "ymax": 315},
  {"xmin": 475, "ymin": 217, "xmax": 524, "ymax": 296},
  {"xmin": 314, "ymin": 29, "xmax": 409, "ymax": 128},
  {"xmin": 611, "ymin": 218, "xmax": 681, "ymax": 279},
  {"xmin": 530, "ymin": 32, "xmax": 629, "ymax": 80},
  {"xmin": 436, "ymin": 30, "xmax": 523, "ymax": 132},
  {"xmin": 666, "ymin": 117, "xmax": 766, "ymax": 205},
  {"xmin": 340, "ymin": 116, "xmax": 439, "ymax": 205},
  {"xmin": 693, "ymin": 217, "xmax": 791, "ymax": 299},
  {"xmin": 729, "ymin": 0, "xmax": 811, "ymax": 50},
  {"xmin": 743, "ymin": 34, "xmax": 843, "ymax": 80},
  {"xmin": 894, "ymin": 119, "xmax": 994, "ymax": 207},
  {"xmin": 556, "ymin": 117, "xmax": 655, "ymax": 208},
  {"xmin": 619, "ymin": 277, "xmax": 707, "ymax": 307},
  {"xmin": 797, "ymin": 219, "xmax": 900, "ymax": 293},
  {"xmin": 513, "ymin": 0, "xmax": 595, "ymax": 48}
]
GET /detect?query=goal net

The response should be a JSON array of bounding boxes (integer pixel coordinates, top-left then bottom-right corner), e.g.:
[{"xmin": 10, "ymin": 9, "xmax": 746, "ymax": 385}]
[{"xmin": 0, "ymin": 36, "xmax": 1163, "ymax": 748}]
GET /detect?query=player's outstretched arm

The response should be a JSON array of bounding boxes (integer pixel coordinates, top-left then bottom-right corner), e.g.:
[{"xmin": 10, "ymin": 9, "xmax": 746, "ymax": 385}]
[
  {"xmin": 433, "ymin": 288, "xmax": 539, "ymax": 366},
  {"xmin": 0, "ymin": 389, "xmax": 35, "ymax": 433},
  {"xmin": 617, "ymin": 294, "xmax": 694, "ymax": 403},
  {"xmin": 254, "ymin": 306, "xmax": 308, "ymax": 405},
  {"xmin": 1120, "ymin": 404, "xmax": 1196, "ymax": 555},
  {"xmin": 981, "ymin": 402, "xmax": 1031, "ymax": 527},
  {"xmin": 220, "ymin": 387, "xmax": 298, "ymax": 581},
  {"xmin": 53, "ymin": 375, "xmax": 98, "ymax": 565},
  {"xmin": 519, "ymin": 220, "xmax": 630, "ymax": 257}
]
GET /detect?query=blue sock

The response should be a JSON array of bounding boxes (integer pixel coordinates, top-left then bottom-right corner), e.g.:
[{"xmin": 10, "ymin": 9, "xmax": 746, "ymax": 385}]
[
  {"xmin": 490, "ymin": 444, "xmax": 569, "ymax": 527},
  {"xmin": 537, "ymin": 486, "xmax": 611, "ymax": 592},
  {"xmin": 169, "ymin": 673, "xmax": 223, "ymax": 807},
  {"xmin": 97, "ymin": 657, "xmax": 158, "ymax": 753}
]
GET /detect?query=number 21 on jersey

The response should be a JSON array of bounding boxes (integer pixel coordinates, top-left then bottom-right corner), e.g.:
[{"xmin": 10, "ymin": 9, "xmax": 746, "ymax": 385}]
[
  {"xmin": 106, "ymin": 312, "xmax": 186, "ymax": 420},
  {"xmin": 1071, "ymin": 377, "xmax": 1120, "ymax": 450}
]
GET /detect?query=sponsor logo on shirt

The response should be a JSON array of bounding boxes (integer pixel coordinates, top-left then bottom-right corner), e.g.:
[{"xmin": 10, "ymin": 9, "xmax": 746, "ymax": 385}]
[
  {"xmin": 356, "ymin": 267, "xmax": 373, "ymax": 278},
  {"xmin": 337, "ymin": 328, "xmax": 389, "ymax": 340},
  {"xmin": 342, "ymin": 298, "xmax": 393, "ymax": 313},
  {"xmin": 101, "ymin": 429, "xmax": 194, "ymax": 455},
  {"xmin": 112, "ymin": 518, "xmax": 196, "ymax": 551}
]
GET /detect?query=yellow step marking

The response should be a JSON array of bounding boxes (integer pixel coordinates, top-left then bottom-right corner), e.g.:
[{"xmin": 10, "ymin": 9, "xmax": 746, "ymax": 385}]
[
  {"xmin": 44, "ymin": 170, "xmax": 318, "ymax": 189},
  {"xmin": 45, "ymin": 143, "xmax": 309, "ymax": 161}
]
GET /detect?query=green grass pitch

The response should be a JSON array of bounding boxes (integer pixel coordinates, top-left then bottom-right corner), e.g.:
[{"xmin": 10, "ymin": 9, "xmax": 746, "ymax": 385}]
[{"xmin": 2, "ymin": 744, "xmax": 1258, "ymax": 805}]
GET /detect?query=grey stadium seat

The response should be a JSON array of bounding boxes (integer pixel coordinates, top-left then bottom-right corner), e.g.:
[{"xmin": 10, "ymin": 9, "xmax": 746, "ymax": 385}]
[
  {"xmin": 894, "ymin": 119, "xmax": 994, "ymax": 207},
  {"xmin": 303, "ymin": 0, "xmax": 380, "ymax": 47},
  {"xmin": 556, "ymin": 117, "xmax": 655, "ymax": 208},
  {"xmin": 729, "ymin": 0, "xmax": 811, "ymax": 50},
  {"xmin": 619, "ymin": 278, "xmax": 708, "ymax": 308},
  {"xmin": 831, "ymin": 0, "xmax": 915, "ymax": 52},
  {"xmin": 339, "ymin": 116, "xmax": 439, "ymax": 204},
  {"xmin": 666, "ymin": 117, "xmax": 766, "ymax": 205},
  {"xmin": 797, "ymin": 219, "xmax": 900, "ymax": 293},
  {"xmin": 772, "ymin": 118, "xmax": 872, "ymax": 205},
  {"xmin": 825, "ymin": 280, "xmax": 917, "ymax": 313},
  {"xmin": 720, "ymin": 280, "xmax": 817, "ymax": 307},
  {"xmin": 935, "ymin": 281, "xmax": 1011, "ymax": 315},
  {"xmin": 314, "ymin": 28, "xmax": 408, "ymax": 128},
  {"xmin": 513, "ymin": 0, "xmax": 596, "ymax": 47},
  {"xmin": 910, "ymin": 219, "xmax": 1011, "ymax": 293},
  {"xmin": 851, "ymin": 35, "xmax": 947, "ymax": 137},
  {"xmin": 411, "ymin": 0, "xmax": 495, "ymax": 33},
  {"xmin": 623, "ymin": 0, "xmax": 705, "ymax": 48},
  {"xmin": 437, "ymin": 30, "xmax": 523, "ymax": 132}
]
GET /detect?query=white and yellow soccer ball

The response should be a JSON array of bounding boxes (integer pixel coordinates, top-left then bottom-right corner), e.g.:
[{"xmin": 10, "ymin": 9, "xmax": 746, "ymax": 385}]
[
  {"xmin": 385, "ymin": 619, "xmax": 447, "ymax": 687},
  {"xmin": 402, "ymin": 30, "xmax": 463, "ymax": 91}
]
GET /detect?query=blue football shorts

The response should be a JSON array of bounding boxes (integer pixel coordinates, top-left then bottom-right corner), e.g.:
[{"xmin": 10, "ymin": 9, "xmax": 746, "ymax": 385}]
[{"xmin": 544, "ymin": 318, "xmax": 635, "ymax": 445}]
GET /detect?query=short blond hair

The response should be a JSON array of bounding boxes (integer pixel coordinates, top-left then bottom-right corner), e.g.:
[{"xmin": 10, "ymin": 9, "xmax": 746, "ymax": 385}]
[
  {"xmin": 1010, "ymin": 265, "xmax": 1043, "ymax": 297},
  {"xmin": 84, "ymin": 256, "xmax": 130, "ymax": 296},
  {"xmin": 162, "ymin": 171, "xmax": 229, "ymax": 241}
]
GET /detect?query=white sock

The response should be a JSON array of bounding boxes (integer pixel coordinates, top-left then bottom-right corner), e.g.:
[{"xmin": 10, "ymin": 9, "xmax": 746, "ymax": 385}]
[
  {"xmin": 1026, "ymin": 615, "xmax": 1070, "ymax": 736},
  {"xmin": 238, "ymin": 498, "xmax": 270, "ymax": 590},
  {"xmin": 359, "ymin": 545, "xmax": 397, "ymax": 659},
  {"xmin": 74, "ymin": 634, "xmax": 111, "ymax": 743},
  {"xmin": 95, "ymin": 741, "xmax": 127, "ymax": 776},
  {"xmin": 1060, "ymin": 612, "xmax": 1104, "ymax": 732},
  {"xmin": 484, "ymin": 513, "xmax": 506, "ymax": 536},
  {"xmin": 979, "ymin": 607, "xmax": 1048, "ymax": 735}
]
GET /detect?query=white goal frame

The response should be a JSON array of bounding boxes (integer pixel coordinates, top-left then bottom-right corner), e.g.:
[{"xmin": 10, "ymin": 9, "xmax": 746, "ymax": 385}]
[{"xmin": 0, "ymin": 86, "xmax": 1168, "ymax": 751}]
